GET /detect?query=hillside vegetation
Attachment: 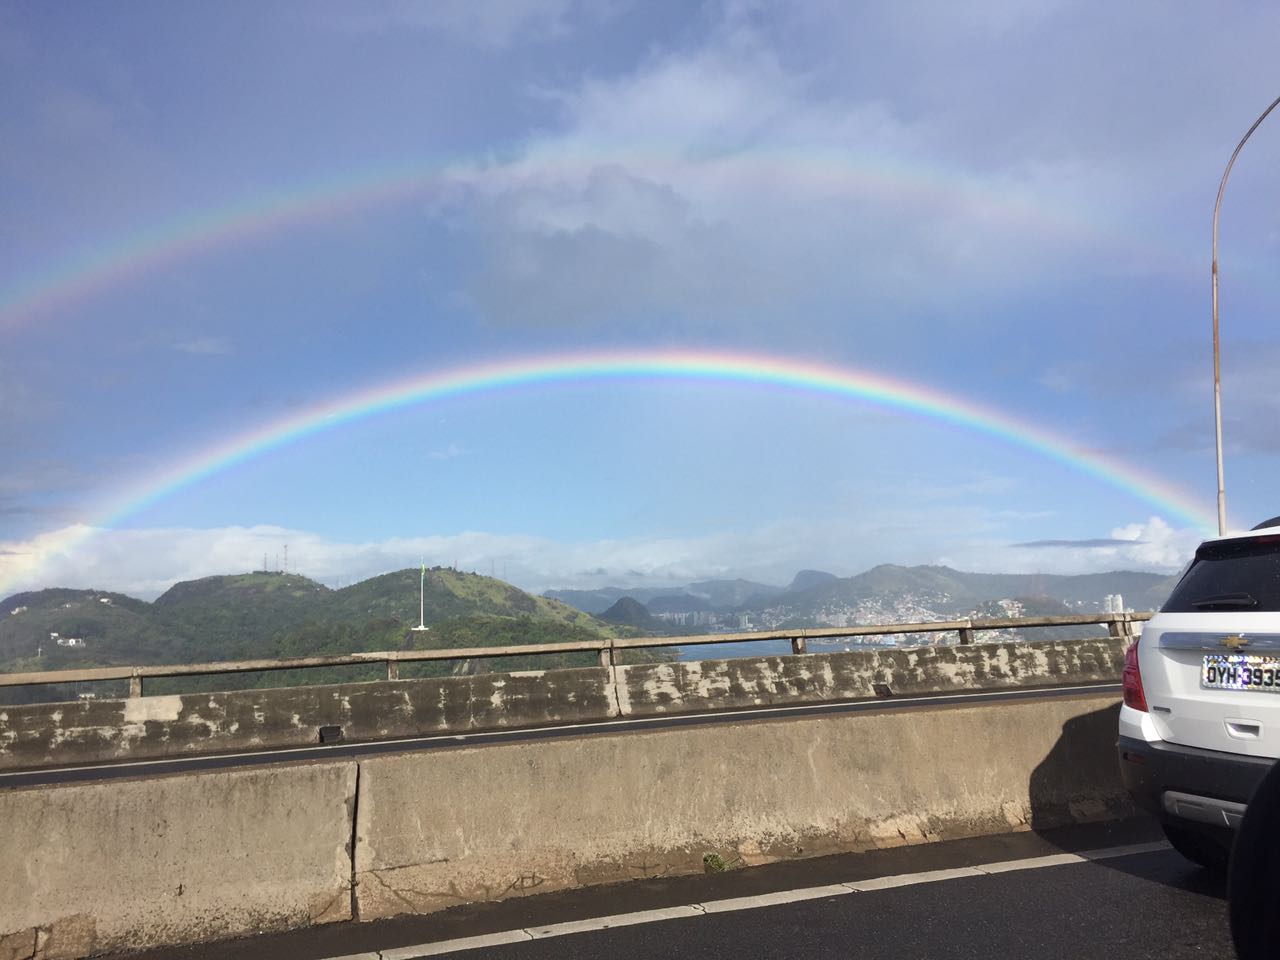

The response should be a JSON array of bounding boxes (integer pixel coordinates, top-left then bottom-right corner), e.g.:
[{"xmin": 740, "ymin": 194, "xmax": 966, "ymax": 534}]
[{"xmin": 0, "ymin": 568, "xmax": 624, "ymax": 695}]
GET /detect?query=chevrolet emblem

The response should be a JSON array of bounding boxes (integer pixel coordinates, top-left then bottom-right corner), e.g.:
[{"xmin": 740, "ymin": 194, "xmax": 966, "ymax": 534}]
[{"xmin": 1221, "ymin": 635, "xmax": 1250, "ymax": 651}]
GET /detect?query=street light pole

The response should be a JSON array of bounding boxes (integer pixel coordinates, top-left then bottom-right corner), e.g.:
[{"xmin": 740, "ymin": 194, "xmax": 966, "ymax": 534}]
[{"xmin": 1211, "ymin": 92, "xmax": 1280, "ymax": 536}]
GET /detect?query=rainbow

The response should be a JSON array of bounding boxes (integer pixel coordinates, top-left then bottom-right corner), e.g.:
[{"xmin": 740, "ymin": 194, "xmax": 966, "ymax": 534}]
[
  {"xmin": 0, "ymin": 145, "xmax": 1104, "ymax": 330},
  {"xmin": 0, "ymin": 350, "xmax": 1215, "ymax": 597}
]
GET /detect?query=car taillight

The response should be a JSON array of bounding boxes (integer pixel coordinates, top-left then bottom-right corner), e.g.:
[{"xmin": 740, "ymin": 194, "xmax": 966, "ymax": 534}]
[{"xmin": 1122, "ymin": 637, "xmax": 1148, "ymax": 712}]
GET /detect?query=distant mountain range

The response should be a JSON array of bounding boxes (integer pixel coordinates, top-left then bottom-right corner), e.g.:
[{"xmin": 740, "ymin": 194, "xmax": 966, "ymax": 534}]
[
  {"xmin": 2, "ymin": 561, "xmax": 1177, "ymax": 701},
  {"xmin": 547, "ymin": 564, "xmax": 1178, "ymax": 634},
  {"xmin": 0, "ymin": 568, "xmax": 617, "ymax": 685},
  {"xmin": 546, "ymin": 578, "xmax": 785, "ymax": 615}
]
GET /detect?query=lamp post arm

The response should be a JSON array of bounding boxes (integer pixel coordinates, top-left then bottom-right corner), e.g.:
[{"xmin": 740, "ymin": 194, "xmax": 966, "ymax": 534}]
[{"xmin": 1211, "ymin": 93, "xmax": 1280, "ymax": 536}]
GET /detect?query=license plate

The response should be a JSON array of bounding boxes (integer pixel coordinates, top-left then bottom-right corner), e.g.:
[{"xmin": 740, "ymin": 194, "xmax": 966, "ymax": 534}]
[{"xmin": 1202, "ymin": 654, "xmax": 1280, "ymax": 692}]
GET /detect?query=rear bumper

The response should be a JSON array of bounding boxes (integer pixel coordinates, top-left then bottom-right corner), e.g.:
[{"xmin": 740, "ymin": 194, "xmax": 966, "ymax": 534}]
[{"xmin": 1118, "ymin": 735, "xmax": 1276, "ymax": 828}]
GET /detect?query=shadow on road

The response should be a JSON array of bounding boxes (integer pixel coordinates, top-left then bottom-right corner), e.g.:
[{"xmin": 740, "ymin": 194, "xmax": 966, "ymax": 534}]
[{"xmin": 1026, "ymin": 700, "xmax": 1226, "ymax": 901}]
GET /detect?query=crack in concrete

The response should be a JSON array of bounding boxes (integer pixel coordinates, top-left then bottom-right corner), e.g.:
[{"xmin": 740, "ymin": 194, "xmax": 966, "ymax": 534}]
[
  {"xmin": 349, "ymin": 762, "xmax": 361, "ymax": 921},
  {"xmin": 362, "ymin": 870, "xmax": 426, "ymax": 914},
  {"xmin": 607, "ymin": 664, "xmax": 624, "ymax": 719},
  {"xmin": 3, "ymin": 928, "xmax": 38, "ymax": 960},
  {"xmin": 308, "ymin": 889, "xmax": 347, "ymax": 925}
]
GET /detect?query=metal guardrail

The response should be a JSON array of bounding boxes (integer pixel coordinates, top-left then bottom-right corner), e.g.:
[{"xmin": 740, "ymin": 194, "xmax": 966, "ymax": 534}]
[{"xmin": 0, "ymin": 611, "xmax": 1151, "ymax": 697}]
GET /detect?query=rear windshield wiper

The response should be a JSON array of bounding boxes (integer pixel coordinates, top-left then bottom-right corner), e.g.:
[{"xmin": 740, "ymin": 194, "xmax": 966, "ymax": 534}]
[{"xmin": 1190, "ymin": 593, "xmax": 1258, "ymax": 609}]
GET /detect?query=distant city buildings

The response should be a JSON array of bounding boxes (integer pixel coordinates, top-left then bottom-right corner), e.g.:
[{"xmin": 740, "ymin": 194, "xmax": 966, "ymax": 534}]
[
  {"xmin": 1103, "ymin": 594, "xmax": 1126, "ymax": 614},
  {"xmin": 653, "ymin": 610, "xmax": 714, "ymax": 627}
]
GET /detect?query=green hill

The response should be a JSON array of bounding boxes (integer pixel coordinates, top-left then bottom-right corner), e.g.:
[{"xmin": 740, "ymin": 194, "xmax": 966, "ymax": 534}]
[
  {"xmin": 0, "ymin": 589, "xmax": 174, "ymax": 669},
  {"xmin": 0, "ymin": 568, "xmax": 622, "ymax": 692},
  {"xmin": 331, "ymin": 567, "xmax": 606, "ymax": 634},
  {"xmin": 599, "ymin": 596, "xmax": 659, "ymax": 630},
  {"xmin": 152, "ymin": 572, "xmax": 332, "ymax": 661}
]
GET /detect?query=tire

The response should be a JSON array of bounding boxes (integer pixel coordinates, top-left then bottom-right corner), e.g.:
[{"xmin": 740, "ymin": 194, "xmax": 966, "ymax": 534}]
[
  {"xmin": 1229, "ymin": 759, "xmax": 1280, "ymax": 960},
  {"xmin": 1163, "ymin": 822, "xmax": 1231, "ymax": 871}
]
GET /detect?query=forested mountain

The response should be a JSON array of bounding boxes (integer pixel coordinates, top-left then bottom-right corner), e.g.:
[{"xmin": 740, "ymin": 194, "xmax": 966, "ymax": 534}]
[{"xmin": 0, "ymin": 567, "xmax": 617, "ymax": 677}]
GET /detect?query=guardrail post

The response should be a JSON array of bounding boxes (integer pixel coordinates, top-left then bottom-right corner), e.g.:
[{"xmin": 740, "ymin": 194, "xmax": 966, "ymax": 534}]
[
  {"xmin": 791, "ymin": 637, "xmax": 807, "ymax": 655},
  {"xmin": 386, "ymin": 659, "xmax": 399, "ymax": 681},
  {"xmin": 1107, "ymin": 615, "xmax": 1131, "ymax": 639},
  {"xmin": 598, "ymin": 643, "xmax": 617, "ymax": 668},
  {"xmin": 958, "ymin": 622, "xmax": 974, "ymax": 645},
  {"xmin": 129, "ymin": 674, "xmax": 142, "ymax": 698}
]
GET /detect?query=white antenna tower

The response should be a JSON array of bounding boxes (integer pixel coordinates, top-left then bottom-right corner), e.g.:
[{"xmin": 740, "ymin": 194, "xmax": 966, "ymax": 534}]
[
  {"xmin": 283, "ymin": 544, "xmax": 288, "ymax": 575},
  {"xmin": 412, "ymin": 558, "xmax": 430, "ymax": 632}
]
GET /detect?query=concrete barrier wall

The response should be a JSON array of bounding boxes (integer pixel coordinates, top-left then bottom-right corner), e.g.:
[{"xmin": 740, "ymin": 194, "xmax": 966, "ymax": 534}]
[
  {"xmin": 614, "ymin": 638, "xmax": 1125, "ymax": 717},
  {"xmin": 0, "ymin": 762, "xmax": 357, "ymax": 960},
  {"xmin": 353, "ymin": 691, "xmax": 1128, "ymax": 919},
  {"xmin": 0, "ymin": 666, "xmax": 617, "ymax": 771},
  {"xmin": 0, "ymin": 688, "xmax": 1129, "ymax": 954},
  {"xmin": 0, "ymin": 639, "xmax": 1125, "ymax": 771}
]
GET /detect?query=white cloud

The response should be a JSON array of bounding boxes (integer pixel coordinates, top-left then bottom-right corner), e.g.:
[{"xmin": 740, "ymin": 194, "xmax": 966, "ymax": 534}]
[
  {"xmin": 940, "ymin": 516, "xmax": 1202, "ymax": 576},
  {"xmin": 438, "ymin": 10, "xmax": 1122, "ymax": 330},
  {"xmin": 173, "ymin": 336, "xmax": 233, "ymax": 356},
  {"xmin": 428, "ymin": 443, "xmax": 468, "ymax": 460},
  {"xmin": 1106, "ymin": 516, "xmax": 1204, "ymax": 569},
  {"xmin": 422, "ymin": 0, "xmax": 1280, "ymax": 335},
  {"xmin": 0, "ymin": 514, "xmax": 1204, "ymax": 603},
  {"xmin": 0, "ymin": 522, "xmax": 823, "ymax": 600},
  {"xmin": 326, "ymin": 0, "xmax": 618, "ymax": 48}
]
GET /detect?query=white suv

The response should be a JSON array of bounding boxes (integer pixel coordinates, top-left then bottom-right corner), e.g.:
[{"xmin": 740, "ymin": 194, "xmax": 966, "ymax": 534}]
[{"xmin": 1119, "ymin": 521, "xmax": 1280, "ymax": 869}]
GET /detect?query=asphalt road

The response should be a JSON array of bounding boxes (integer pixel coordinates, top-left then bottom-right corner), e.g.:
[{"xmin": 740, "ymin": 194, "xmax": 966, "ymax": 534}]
[
  {"xmin": 448, "ymin": 846, "xmax": 1226, "ymax": 960},
  {"xmin": 129, "ymin": 818, "xmax": 1231, "ymax": 960}
]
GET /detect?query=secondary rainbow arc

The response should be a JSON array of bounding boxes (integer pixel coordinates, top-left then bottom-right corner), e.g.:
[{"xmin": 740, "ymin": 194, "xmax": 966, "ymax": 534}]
[{"xmin": 0, "ymin": 145, "xmax": 1098, "ymax": 330}]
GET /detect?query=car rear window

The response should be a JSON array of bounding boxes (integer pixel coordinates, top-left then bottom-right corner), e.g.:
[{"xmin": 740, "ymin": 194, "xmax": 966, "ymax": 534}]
[{"xmin": 1163, "ymin": 535, "xmax": 1280, "ymax": 612}]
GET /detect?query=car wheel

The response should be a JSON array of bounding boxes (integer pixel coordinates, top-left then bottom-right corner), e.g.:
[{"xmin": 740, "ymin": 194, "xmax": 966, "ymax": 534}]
[
  {"xmin": 1162, "ymin": 822, "xmax": 1231, "ymax": 871},
  {"xmin": 1229, "ymin": 758, "xmax": 1280, "ymax": 960}
]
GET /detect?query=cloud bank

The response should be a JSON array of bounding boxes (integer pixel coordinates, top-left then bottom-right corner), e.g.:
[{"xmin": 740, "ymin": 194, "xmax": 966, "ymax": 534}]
[{"xmin": 0, "ymin": 514, "xmax": 1201, "ymax": 603}]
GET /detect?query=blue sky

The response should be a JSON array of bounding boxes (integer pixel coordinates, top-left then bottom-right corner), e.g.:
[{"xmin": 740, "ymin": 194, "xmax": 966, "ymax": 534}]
[{"xmin": 3, "ymin": 0, "xmax": 1280, "ymax": 599}]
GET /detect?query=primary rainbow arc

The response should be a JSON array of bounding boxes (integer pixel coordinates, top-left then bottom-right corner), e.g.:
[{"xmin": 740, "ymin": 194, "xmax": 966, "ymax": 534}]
[{"xmin": 0, "ymin": 349, "xmax": 1213, "ymax": 598}]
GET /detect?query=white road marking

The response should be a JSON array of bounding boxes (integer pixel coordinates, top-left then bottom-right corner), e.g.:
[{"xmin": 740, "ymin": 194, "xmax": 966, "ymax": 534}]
[
  {"xmin": 328, "ymin": 840, "xmax": 1170, "ymax": 958},
  {"xmin": 1079, "ymin": 840, "xmax": 1171, "ymax": 860},
  {"xmin": 526, "ymin": 905, "xmax": 705, "ymax": 938},
  {"xmin": 973, "ymin": 852, "xmax": 1086, "ymax": 873},
  {"xmin": 381, "ymin": 930, "xmax": 535, "ymax": 958},
  {"xmin": 697, "ymin": 884, "xmax": 853, "ymax": 913},
  {"xmin": 844, "ymin": 866, "xmax": 986, "ymax": 891}
]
